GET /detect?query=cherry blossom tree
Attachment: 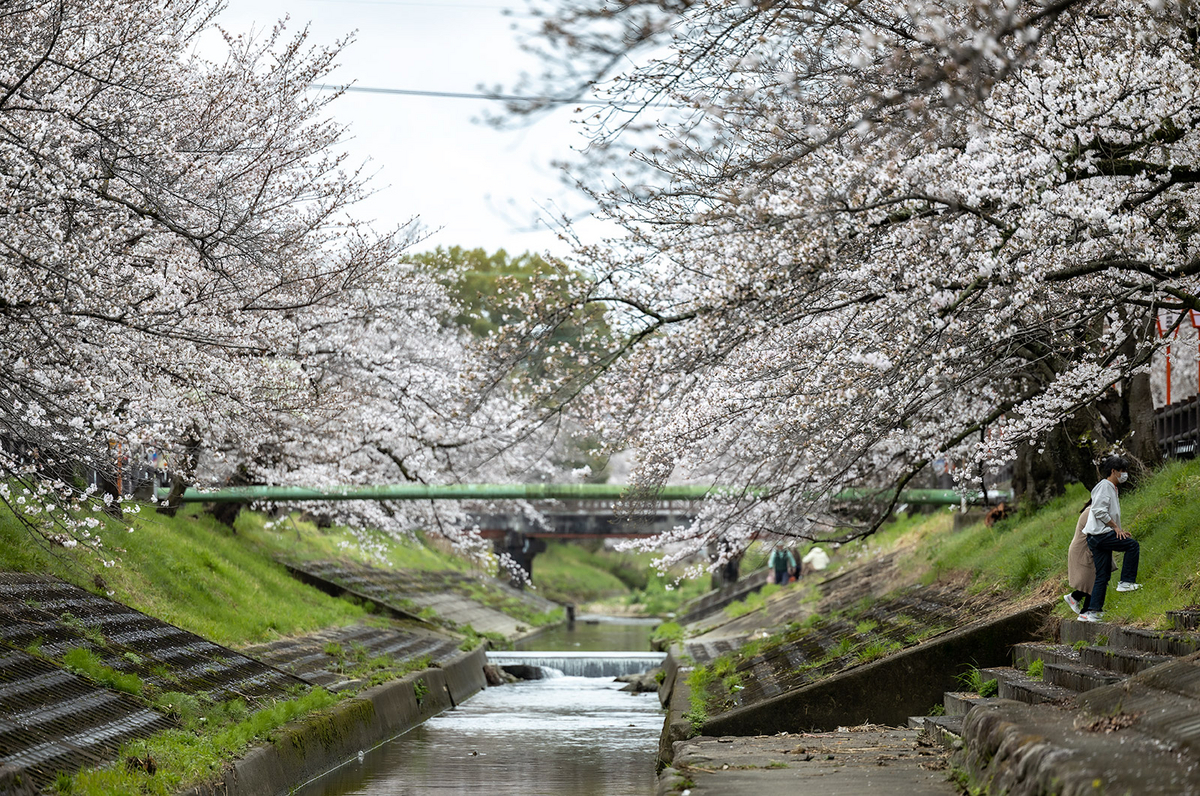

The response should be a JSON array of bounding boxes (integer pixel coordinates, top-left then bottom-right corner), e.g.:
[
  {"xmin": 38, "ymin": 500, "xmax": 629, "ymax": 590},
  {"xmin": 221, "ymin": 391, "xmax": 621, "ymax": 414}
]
[
  {"xmin": 495, "ymin": 0, "xmax": 1200, "ymax": 565},
  {"xmin": 0, "ymin": 0, "xmax": 486, "ymax": 557}
]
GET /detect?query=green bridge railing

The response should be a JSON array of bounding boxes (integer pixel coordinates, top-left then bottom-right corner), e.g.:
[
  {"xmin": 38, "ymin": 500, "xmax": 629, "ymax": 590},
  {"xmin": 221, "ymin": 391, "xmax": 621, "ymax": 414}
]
[{"xmin": 156, "ymin": 483, "xmax": 1009, "ymax": 506}]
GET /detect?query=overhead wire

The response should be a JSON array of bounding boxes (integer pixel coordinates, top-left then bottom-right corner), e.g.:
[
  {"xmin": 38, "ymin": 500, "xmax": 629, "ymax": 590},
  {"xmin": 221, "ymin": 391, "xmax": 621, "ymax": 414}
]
[
  {"xmin": 308, "ymin": 84, "xmax": 687, "ymax": 109},
  {"xmin": 308, "ymin": 84, "xmax": 584, "ymax": 103}
]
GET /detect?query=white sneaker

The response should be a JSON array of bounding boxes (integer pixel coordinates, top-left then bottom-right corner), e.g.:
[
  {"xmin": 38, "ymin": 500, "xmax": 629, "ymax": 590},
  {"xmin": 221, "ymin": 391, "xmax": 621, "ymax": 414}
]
[
  {"xmin": 1078, "ymin": 611, "xmax": 1105, "ymax": 623},
  {"xmin": 1063, "ymin": 594, "xmax": 1082, "ymax": 614},
  {"xmin": 1116, "ymin": 582, "xmax": 1142, "ymax": 592}
]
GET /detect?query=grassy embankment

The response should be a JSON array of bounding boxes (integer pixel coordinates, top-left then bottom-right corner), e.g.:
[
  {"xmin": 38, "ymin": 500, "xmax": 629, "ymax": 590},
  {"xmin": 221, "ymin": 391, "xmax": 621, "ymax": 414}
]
[
  {"xmin": 531, "ymin": 540, "xmax": 710, "ymax": 614},
  {"xmin": 678, "ymin": 458, "xmax": 1200, "ymax": 730}
]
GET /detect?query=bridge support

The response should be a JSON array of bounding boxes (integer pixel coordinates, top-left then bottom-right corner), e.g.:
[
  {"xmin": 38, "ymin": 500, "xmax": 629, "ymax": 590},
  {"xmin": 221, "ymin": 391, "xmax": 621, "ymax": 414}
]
[{"xmin": 494, "ymin": 531, "xmax": 547, "ymax": 589}]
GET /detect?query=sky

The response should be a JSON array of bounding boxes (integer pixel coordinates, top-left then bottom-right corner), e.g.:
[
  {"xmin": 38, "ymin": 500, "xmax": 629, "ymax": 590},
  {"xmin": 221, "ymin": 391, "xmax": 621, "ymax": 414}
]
[{"xmin": 210, "ymin": 0, "xmax": 614, "ymax": 258}]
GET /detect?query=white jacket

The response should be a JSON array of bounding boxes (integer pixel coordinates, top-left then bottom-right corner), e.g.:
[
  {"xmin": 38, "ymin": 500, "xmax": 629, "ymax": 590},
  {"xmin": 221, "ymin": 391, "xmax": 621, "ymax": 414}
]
[{"xmin": 1083, "ymin": 479, "xmax": 1120, "ymax": 535}]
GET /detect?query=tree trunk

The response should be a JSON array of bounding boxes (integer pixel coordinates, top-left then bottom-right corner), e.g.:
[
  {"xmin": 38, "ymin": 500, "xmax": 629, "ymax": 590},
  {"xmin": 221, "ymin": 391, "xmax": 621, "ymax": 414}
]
[{"xmin": 1012, "ymin": 410, "xmax": 1101, "ymax": 508}]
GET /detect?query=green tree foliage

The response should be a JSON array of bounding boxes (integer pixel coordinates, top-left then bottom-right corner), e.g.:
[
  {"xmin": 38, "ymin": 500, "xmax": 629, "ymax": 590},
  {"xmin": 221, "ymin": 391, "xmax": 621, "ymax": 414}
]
[
  {"xmin": 412, "ymin": 246, "xmax": 614, "ymax": 480},
  {"xmin": 413, "ymin": 246, "xmax": 611, "ymax": 351}
]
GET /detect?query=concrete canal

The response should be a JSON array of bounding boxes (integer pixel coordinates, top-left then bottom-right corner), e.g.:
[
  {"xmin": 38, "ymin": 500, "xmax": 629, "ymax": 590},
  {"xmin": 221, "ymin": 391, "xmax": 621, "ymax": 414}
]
[{"xmin": 292, "ymin": 617, "xmax": 665, "ymax": 796}]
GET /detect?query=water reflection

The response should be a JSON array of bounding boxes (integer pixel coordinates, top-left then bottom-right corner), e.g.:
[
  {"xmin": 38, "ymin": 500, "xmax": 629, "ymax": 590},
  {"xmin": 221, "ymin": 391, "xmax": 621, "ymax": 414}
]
[
  {"xmin": 294, "ymin": 675, "xmax": 663, "ymax": 796},
  {"xmin": 516, "ymin": 615, "xmax": 658, "ymax": 652}
]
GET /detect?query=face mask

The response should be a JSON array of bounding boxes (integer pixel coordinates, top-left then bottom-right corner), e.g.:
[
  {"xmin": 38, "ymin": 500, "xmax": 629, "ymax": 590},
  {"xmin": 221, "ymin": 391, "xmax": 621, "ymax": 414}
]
[{"xmin": 1118, "ymin": 472, "xmax": 1129, "ymax": 484}]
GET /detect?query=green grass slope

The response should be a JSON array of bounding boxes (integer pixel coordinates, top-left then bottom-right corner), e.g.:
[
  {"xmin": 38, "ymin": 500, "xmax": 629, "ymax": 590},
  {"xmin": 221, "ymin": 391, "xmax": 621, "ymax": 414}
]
[
  {"xmin": 0, "ymin": 503, "xmax": 470, "ymax": 648},
  {"xmin": 860, "ymin": 458, "xmax": 1200, "ymax": 627}
]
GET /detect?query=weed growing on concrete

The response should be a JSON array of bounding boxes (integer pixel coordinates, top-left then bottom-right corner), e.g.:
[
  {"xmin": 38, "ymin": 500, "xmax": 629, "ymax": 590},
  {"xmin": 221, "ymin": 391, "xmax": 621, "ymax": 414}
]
[
  {"xmin": 723, "ymin": 584, "xmax": 781, "ymax": 618},
  {"xmin": 63, "ymin": 687, "xmax": 339, "ymax": 796},
  {"xmin": 414, "ymin": 679, "xmax": 430, "ymax": 703},
  {"xmin": 929, "ymin": 703, "xmax": 945, "ymax": 716},
  {"xmin": 60, "ymin": 613, "xmax": 106, "ymax": 647},
  {"xmin": 152, "ymin": 691, "xmax": 202, "ymax": 726},
  {"xmin": 62, "ymin": 647, "xmax": 144, "ymax": 697},
  {"xmin": 856, "ymin": 639, "xmax": 901, "ymax": 663},
  {"xmin": 957, "ymin": 666, "xmax": 998, "ymax": 697},
  {"xmin": 651, "ymin": 621, "xmax": 684, "ymax": 648},
  {"xmin": 1026, "ymin": 658, "xmax": 1044, "ymax": 680},
  {"xmin": 854, "ymin": 620, "xmax": 878, "ymax": 635},
  {"xmin": 459, "ymin": 625, "xmax": 507, "ymax": 651},
  {"xmin": 1072, "ymin": 639, "xmax": 1089, "ymax": 652},
  {"xmin": 801, "ymin": 613, "xmax": 824, "ymax": 630}
]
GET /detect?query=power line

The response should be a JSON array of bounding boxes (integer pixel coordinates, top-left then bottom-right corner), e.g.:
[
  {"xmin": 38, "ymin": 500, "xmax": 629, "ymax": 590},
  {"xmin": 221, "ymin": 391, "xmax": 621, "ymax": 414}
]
[
  {"xmin": 309, "ymin": 83, "xmax": 585, "ymax": 104},
  {"xmin": 309, "ymin": 84, "xmax": 685, "ymax": 110}
]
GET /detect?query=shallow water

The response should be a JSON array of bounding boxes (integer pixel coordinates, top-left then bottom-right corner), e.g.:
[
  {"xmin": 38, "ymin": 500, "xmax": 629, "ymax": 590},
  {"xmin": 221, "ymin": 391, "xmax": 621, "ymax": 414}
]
[
  {"xmin": 292, "ymin": 676, "xmax": 663, "ymax": 796},
  {"xmin": 293, "ymin": 617, "xmax": 664, "ymax": 796},
  {"xmin": 516, "ymin": 614, "xmax": 658, "ymax": 652}
]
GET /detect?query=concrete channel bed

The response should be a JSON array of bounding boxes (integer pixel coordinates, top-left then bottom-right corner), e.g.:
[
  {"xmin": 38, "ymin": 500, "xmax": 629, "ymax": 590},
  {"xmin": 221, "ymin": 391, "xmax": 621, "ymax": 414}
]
[{"xmin": 0, "ymin": 564, "xmax": 538, "ymax": 795}]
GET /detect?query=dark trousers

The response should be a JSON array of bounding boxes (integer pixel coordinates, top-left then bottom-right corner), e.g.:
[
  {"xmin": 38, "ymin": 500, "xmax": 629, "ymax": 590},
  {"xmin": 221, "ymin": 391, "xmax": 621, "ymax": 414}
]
[{"xmin": 1086, "ymin": 531, "xmax": 1140, "ymax": 613}]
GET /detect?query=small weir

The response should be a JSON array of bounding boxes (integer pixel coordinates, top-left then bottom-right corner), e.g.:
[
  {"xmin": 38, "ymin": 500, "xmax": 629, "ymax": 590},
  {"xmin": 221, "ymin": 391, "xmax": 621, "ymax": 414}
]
[
  {"xmin": 486, "ymin": 651, "xmax": 665, "ymax": 678},
  {"xmin": 294, "ymin": 617, "xmax": 665, "ymax": 796}
]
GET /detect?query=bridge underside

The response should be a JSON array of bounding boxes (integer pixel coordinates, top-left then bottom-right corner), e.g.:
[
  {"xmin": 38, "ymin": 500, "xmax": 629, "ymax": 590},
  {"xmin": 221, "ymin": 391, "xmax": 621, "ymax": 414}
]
[{"xmin": 470, "ymin": 511, "xmax": 692, "ymax": 539}]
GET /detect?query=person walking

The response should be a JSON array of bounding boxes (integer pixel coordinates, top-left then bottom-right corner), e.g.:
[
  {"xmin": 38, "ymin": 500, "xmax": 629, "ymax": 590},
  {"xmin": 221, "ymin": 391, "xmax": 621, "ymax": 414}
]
[
  {"xmin": 1079, "ymin": 455, "xmax": 1141, "ymax": 622},
  {"xmin": 769, "ymin": 546, "xmax": 796, "ymax": 586},
  {"xmin": 1063, "ymin": 500, "xmax": 1095, "ymax": 614}
]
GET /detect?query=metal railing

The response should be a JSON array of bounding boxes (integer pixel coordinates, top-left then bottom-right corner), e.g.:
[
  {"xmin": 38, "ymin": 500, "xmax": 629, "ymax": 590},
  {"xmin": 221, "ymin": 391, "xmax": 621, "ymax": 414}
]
[{"xmin": 1157, "ymin": 396, "xmax": 1200, "ymax": 458}]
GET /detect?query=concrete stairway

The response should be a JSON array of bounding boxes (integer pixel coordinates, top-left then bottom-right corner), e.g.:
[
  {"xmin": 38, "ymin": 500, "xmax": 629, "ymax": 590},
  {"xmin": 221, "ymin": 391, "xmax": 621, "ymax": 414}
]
[{"xmin": 909, "ymin": 615, "xmax": 1200, "ymax": 793}]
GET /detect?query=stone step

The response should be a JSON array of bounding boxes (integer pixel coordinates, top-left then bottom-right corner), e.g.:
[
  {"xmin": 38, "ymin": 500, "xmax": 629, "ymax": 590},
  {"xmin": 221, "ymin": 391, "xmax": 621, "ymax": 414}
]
[
  {"xmin": 1167, "ymin": 609, "xmax": 1200, "ymax": 631},
  {"xmin": 1079, "ymin": 645, "xmax": 1174, "ymax": 675},
  {"xmin": 980, "ymin": 667, "xmax": 1076, "ymax": 706},
  {"xmin": 943, "ymin": 691, "xmax": 995, "ymax": 717},
  {"xmin": 1080, "ymin": 681, "xmax": 1200, "ymax": 760},
  {"xmin": 1060, "ymin": 620, "xmax": 1200, "ymax": 657},
  {"xmin": 920, "ymin": 714, "xmax": 964, "ymax": 751},
  {"xmin": 1011, "ymin": 642, "xmax": 1080, "ymax": 670},
  {"xmin": 1121, "ymin": 656, "xmax": 1200, "ymax": 702},
  {"xmin": 1042, "ymin": 661, "xmax": 1125, "ymax": 692},
  {"xmin": 963, "ymin": 699, "xmax": 1200, "ymax": 795}
]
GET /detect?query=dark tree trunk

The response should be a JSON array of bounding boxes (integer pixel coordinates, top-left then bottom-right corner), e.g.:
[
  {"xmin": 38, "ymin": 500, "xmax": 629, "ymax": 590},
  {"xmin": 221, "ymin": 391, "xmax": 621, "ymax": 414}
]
[
  {"xmin": 158, "ymin": 430, "xmax": 201, "ymax": 517},
  {"xmin": 1012, "ymin": 411, "xmax": 1101, "ymax": 507}
]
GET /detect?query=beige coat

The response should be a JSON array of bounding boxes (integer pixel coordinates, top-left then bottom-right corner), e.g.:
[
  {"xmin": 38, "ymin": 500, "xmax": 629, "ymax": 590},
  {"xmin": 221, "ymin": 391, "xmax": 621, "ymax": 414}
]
[{"xmin": 1068, "ymin": 507, "xmax": 1096, "ymax": 593}]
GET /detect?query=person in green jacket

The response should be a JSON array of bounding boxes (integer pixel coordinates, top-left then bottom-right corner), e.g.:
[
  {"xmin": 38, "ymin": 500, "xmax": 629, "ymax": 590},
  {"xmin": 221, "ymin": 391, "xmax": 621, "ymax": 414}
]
[{"xmin": 769, "ymin": 546, "xmax": 796, "ymax": 585}]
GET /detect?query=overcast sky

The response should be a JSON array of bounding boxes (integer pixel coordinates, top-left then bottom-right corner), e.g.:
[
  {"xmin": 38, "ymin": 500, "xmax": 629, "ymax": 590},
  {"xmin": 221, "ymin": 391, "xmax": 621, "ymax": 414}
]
[{"xmin": 211, "ymin": 0, "xmax": 613, "ymax": 258}]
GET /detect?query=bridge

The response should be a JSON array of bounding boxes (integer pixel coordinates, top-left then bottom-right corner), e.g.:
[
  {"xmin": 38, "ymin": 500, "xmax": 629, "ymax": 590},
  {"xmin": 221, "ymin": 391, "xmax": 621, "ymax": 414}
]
[
  {"xmin": 156, "ymin": 483, "xmax": 1008, "ymax": 540},
  {"xmin": 158, "ymin": 483, "xmax": 1009, "ymax": 584}
]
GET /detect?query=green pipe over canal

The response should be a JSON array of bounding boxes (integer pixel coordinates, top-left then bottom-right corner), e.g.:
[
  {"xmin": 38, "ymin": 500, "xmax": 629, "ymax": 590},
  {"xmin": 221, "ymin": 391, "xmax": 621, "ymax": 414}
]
[{"xmin": 156, "ymin": 483, "xmax": 1008, "ymax": 506}]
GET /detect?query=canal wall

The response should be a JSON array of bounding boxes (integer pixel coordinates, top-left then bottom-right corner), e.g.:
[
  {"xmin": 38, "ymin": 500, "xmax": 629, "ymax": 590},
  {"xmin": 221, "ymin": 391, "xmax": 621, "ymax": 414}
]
[
  {"xmin": 653, "ymin": 551, "xmax": 1056, "ymax": 767},
  {"xmin": 700, "ymin": 602, "xmax": 1050, "ymax": 737},
  {"xmin": 183, "ymin": 645, "xmax": 488, "ymax": 796}
]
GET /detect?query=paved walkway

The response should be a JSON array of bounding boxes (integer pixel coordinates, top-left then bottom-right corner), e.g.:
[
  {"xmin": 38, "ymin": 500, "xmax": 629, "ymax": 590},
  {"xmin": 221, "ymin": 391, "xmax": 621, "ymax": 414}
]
[{"xmin": 657, "ymin": 727, "xmax": 957, "ymax": 796}]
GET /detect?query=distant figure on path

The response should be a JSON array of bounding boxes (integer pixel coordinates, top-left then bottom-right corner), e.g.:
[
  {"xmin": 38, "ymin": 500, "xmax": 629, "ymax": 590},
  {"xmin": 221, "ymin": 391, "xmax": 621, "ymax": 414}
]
[
  {"xmin": 769, "ymin": 546, "xmax": 796, "ymax": 585},
  {"xmin": 1063, "ymin": 499, "xmax": 1095, "ymax": 615},
  {"xmin": 1079, "ymin": 456, "xmax": 1141, "ymax": 622},
  {"xmin": 802, "ymin": 546, "xmax": 830, "ymax": 572}
]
